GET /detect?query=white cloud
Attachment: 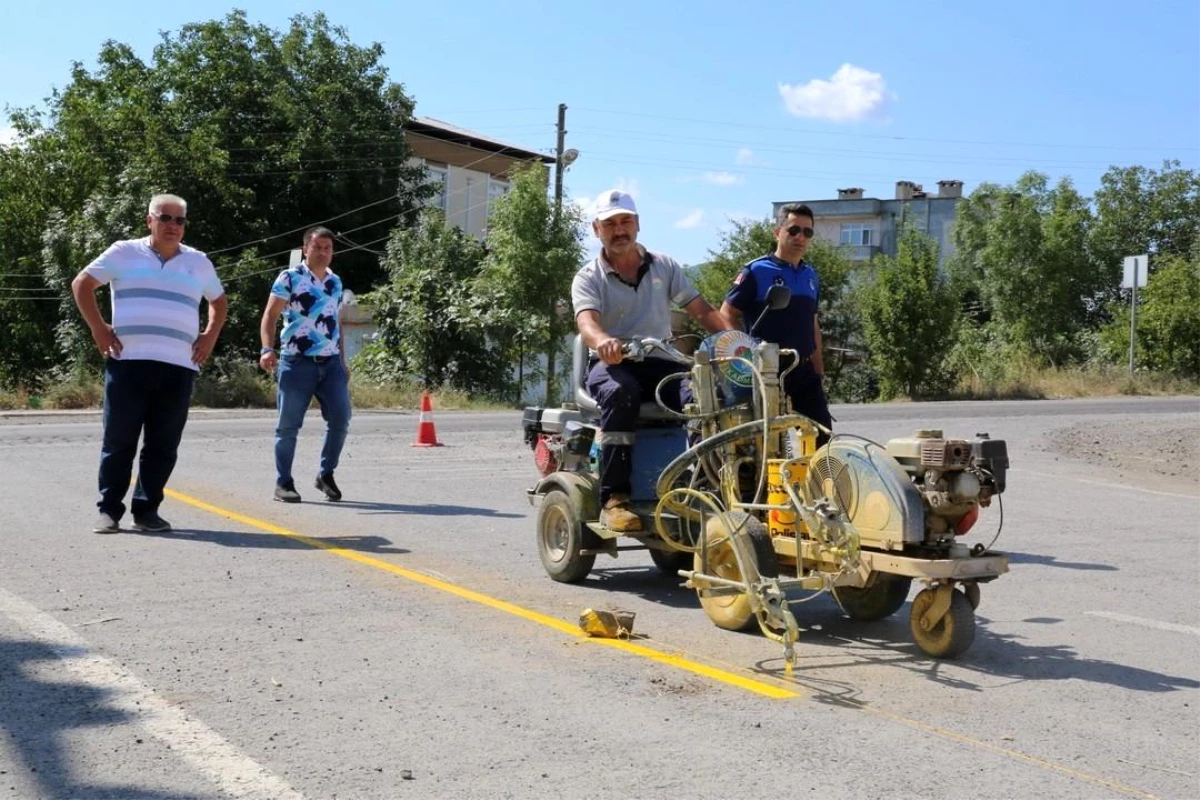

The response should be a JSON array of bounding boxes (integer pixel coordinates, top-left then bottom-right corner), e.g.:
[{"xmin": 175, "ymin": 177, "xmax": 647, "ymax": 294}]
[
  {"xmin": 675, "ymin": 209, "xmax": 705, "ymax": 229},
  {"xmin": 0, "ymin": 126, "xmax": 17, "ymax": 146},
  {"xmin": 778, "ymin": 64, "xmax": 895, "ymax": 123},
  {"xmin": 702, "ymin": 171, "xmax": 742, "ymax": 186},
  {"xmin": 734, "ymin": 148, "xmax": 755, "ymax": 166}
]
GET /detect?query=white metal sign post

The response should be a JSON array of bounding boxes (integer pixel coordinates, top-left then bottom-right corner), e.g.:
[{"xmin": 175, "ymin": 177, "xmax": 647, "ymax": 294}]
[{"xmin": 1122, "ymin": 254, "xmax": 1148, "ymax": 374}]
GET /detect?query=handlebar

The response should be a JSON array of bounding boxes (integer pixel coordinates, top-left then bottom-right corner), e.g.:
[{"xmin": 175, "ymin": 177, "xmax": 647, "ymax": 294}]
[{"xmin": 620, "ymin": 337, "xmax": 693, "ymax": 366}]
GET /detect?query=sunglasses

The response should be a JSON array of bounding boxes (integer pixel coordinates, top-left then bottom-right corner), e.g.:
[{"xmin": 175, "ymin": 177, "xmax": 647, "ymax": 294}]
[
  {"xmin": 785, "ymin": 225, "xmax": 814, "ymax": 238},
  {"xmin": 152, "ymin": 213, "xmax": 188, "ymax": 226}
]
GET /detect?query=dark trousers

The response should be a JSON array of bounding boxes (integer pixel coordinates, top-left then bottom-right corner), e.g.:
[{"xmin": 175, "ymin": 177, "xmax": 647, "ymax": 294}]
[
  {"xmin": 97, "ymin": 359, "xmax": 196, "ymax": 520},
  {"xmin": 586, "ymin": 358, "xmax": 690, "ymax": 504},
  {"xmin": 785, "ymin": 364, "xmax": 833, "ymax": 447}
]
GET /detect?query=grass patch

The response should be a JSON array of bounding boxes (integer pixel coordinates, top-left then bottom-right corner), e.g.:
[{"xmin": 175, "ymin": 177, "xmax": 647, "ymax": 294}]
[
  {"xmin": 42, "ymin": 380, "xmax": 104, "ymax": 409},
  {"xmin": 950, "ymin": 365, "xmax": 1199, "ymax": 400},
  {"xmin": 349, "ymin": 381, "xmax": 511, "ymax": 411},
  {"xmin": 0, "ymin": 386, "xmax": 40, "ymax": 410},
  {"xmin": 8, "ymin": 365, "xmax": 1188, "ymax": 411},
  {"xmin": 193, "ymin": 358, "xmax": 274, "ymax": 408}
]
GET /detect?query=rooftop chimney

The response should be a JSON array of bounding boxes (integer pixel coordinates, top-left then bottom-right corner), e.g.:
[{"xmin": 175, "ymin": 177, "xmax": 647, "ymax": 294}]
[
  {"xmin": 837, "ymin": 187, "xmax": 864, "ymax": 200},
  {"xmin": 895, "ymin": 180, "xmax": 916, "ymax": 200},
  {"xmin": 937, "ymin": 179, "xmax": 963, "ymax": 199}
]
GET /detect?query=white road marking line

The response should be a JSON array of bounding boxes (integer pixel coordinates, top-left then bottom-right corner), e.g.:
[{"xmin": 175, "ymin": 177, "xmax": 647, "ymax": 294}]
[
  {"xmin": 0, "ymin": 587, "xmax": 303, "ymax": 800},
  {"xmin": 1014, "ymin": 468, "xmax": 1200, "ymax": 500},
  {"xmin": 1085, "ymin": 611, "xmax": 1200, "ymax": 636}
]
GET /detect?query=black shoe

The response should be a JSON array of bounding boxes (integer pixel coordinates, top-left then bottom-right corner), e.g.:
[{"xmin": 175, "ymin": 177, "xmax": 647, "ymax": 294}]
[
  {"xmin": 315, "ymin": 472, "xmax": 342, "ymax": 502},
  {"xmin": 274, "ymin": 481, "xmax": 302, "ymax": 503},
  {"xmin": 131, "ymin": 512, "xmax": 171, "ymax": 532}
]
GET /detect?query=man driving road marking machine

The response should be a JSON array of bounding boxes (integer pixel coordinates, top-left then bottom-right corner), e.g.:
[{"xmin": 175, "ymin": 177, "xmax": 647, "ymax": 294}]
[{"xmin": 571, "ymin": 189, "xmax": 729, "ymax": 532}]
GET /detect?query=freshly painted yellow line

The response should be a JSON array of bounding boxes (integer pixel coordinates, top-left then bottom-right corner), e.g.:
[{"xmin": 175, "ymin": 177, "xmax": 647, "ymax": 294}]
[
  {"xmin": 163, "ymin": 488, "xmax": 1162, "ymax": 797},
  {"xmin": 163, "ymin": 489, "xmax": 796, "ymax": 699}
]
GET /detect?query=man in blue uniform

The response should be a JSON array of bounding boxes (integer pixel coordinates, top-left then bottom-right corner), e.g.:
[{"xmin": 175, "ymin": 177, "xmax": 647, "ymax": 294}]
[{"xmin": 720, "ymin": 203, "xmax": 832, "ymax": 445}]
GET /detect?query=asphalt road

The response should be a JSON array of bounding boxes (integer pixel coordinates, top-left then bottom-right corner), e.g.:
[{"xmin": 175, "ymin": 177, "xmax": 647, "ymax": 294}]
[{"xmin": 1, "ymin": 397, "xmax": 1197, "ymax": 799}]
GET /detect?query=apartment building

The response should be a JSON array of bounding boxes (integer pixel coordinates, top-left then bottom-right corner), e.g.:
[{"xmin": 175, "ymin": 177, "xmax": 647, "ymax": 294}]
[
  {"xmin": 404, "ymin": 116, "xmax": 555, "ymax": 239},
  {"xmin": 773, "ymin": 179, "xmax": 966, "ymax": 266}
]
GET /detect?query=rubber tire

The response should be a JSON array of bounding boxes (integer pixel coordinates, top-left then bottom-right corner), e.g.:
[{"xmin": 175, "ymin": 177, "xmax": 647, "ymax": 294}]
[
  {"xmin": 963, "ymin": 582, "xmax": 981, "ymax": 610},
  {"xmin": 537, "ymin": 489, "xmax": 598, "ymax": 583},
  {"xmin": 648, "ymin": 548, "xmax": 690, "ymax": 578},
  {"xmin": 910, "ymin": 588, "xmax": 976, "ymax": 659},
  {"xmin": 694, "ymin": 512, "xmax": 778, "ymax": 632},
  {"xmin": 834, "ymin": 574, "xmax": 913, "ymax": 621}
]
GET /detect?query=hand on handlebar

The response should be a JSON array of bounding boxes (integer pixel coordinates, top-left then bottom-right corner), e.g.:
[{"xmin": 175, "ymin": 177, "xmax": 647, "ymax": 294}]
[{"xmin": 596, "ymin": 337, "xmax": 624, "ymax": 365}]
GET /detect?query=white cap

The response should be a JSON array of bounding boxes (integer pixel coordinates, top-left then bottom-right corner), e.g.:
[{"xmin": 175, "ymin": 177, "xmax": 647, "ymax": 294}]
[{"xmin": 593, "ymin": 189, "xmax": 638, "ymax": 220}]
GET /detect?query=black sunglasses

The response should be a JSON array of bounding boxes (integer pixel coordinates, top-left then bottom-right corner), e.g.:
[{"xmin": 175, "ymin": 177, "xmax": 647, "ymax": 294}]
[
  {"xmin": 152, "ymin": 213, "xmax": 188, "ymax": 226},
  {"xmin": 785, "ymin": 225, "xmax": 814, "ymax": 238}
]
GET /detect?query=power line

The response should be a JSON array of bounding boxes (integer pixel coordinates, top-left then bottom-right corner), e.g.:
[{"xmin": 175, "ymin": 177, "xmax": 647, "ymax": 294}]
[
  {"xmin": 570, "ymin": 127, "xmax": 1164, "ymax": 169},
  {"xmin": 573, "ymin": 107, "xmax": 1200, "ymax": 152},
  {"xmin": 210, "ymin": 142, "xmax": 530, "ymax": 266}
]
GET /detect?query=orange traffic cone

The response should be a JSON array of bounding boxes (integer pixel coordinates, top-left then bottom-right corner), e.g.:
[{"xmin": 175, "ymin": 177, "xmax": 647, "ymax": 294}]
[{"xmin": 412, "ymin": 392, "xmax": 444, "ymax": 447}]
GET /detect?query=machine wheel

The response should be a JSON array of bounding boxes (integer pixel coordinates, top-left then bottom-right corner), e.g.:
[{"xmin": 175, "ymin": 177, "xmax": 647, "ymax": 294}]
[
  {"xmin": 648, "ymin": 548, "xmax": 690, "ymax": 578},
  {"xmin": 694, "ymin": 512, "xmax": 778, "ymax": 632},
  {"xmin": 910, "ymin": 588, "xmax": 976, "ymax": 659},
  {"xmin": 833, "ymin": 574, "xmax": 912, "ymax": 621},
  {"xmin": 537, "ymin": 490, "xmax": 598, "ymax": 583},
  {"xmin": 963, "ymin": 582, "xmax": 981, "ymax": 610}
]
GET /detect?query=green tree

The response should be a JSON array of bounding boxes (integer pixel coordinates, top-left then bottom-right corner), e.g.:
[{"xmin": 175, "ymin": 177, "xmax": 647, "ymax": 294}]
[
  {"xmin": 365, "ymin": 211, "xmax": 511, "ymax": 396},
  {"xmin": 861, "ymin": 225, "xmax": 959, "ymax": 399},
  {"xmin": 2, "ymin": 10, "xmax": 429, "ymax": 386},
  {"xmin": 479, "ymin": 163, "xmax": 585, "ymax": 405},
  {"xmin": 949, "ymin": 172, "xmax": 1101, "ymax": 364},
  {"xmin": 692, "ymin": 217, "xmax": 778, "ymax": 304},
  {"xmin": 1099, "ymin": 251, "xmax": 1200, "ymax": 378},
  {"xmin": 1091, "ymin": 161, "xmax": 1200, "ymax": 268},
  {"xmin": 0, "ymin": 137, "xmax": 62, "ymax": 388}
]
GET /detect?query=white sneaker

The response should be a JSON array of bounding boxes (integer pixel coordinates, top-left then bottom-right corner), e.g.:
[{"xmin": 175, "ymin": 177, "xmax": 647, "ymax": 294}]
[{"xmin": 93, "ymin": 512, "xmax": 119, "ymax": 534}]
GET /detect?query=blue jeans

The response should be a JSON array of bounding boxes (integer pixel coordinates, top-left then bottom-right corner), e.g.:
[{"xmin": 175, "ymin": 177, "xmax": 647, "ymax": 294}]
[
  {"xmin": 97, "ymin": 359, "xmax": 196, "ymax": 520},
  {"xmin": 275, "ymin": 355, "xmax": 351, "ymax": 485}
]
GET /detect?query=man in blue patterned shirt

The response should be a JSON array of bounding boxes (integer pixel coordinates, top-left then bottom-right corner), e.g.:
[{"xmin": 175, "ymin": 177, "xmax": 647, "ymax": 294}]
[{"xmin": 258, "ymin": 226, "xmax": 351, "ymax": 503}]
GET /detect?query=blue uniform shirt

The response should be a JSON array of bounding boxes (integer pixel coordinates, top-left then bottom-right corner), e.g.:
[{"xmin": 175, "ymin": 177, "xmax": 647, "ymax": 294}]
[{"xmin": 723, "ymin": 254, "xmax": 820, "ymax": 357}]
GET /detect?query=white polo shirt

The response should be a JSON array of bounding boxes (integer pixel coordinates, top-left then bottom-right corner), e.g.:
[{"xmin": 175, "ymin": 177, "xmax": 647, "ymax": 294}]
[
  {"xmin": 84, "ymin": 237, "xmax": 225, "ymax": 371},
  {"xmin": 571, "ymin": 247, "xmax": 699, "ymax": 341}
]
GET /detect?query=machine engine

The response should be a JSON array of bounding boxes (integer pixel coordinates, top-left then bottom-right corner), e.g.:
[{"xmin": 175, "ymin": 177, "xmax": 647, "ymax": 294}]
[
  {"xmin": 884, "ymin": 429, "xmax": 1008, "ymax": 542},
  {"xmin": 523, "ymin": 407, "xmax": 595, "ymax": 478}
]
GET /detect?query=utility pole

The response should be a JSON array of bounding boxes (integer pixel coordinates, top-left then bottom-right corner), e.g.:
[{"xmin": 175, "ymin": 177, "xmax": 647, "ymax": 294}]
[{"xmin": 554, "ymin": 103, "xmax": 567, "ymax": 216}]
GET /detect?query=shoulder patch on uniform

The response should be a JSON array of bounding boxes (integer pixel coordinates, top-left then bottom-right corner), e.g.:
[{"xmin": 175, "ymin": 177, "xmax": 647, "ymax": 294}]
[{"xmin": 733, "ymin": 272, "xmax": 745, "ymax": 285}]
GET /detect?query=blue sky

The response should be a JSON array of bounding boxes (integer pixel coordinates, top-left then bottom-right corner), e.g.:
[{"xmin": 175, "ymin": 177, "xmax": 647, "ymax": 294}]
[{"xmin": 2, "ymin": 0, "xmax": 1197, "ymax": 266}]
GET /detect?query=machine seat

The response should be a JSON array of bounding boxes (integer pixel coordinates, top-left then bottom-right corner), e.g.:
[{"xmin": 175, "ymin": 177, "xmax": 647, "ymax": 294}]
[{"xmin": 570, "ymin": 335, "xmax": 685, "ymax": 423}]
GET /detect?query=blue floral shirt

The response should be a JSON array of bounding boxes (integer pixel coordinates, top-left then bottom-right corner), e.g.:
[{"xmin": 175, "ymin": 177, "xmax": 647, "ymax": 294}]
[{"xmin": 270, "ymin": 263, "xmax": 344, "ymax": 357}]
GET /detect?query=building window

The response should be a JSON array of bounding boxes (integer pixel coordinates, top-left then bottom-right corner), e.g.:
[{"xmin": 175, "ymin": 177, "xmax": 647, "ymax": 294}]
[
  {"xmin": 425, "ymin": 165, "xmax": 448, "ymax": 212},
  {"xmin": 487, "ymin": 178, "xmax": 510, "ymax": 218},
  {"xmin": 840, "ymin": 222, "xmax": 873, "ymax": 246}
]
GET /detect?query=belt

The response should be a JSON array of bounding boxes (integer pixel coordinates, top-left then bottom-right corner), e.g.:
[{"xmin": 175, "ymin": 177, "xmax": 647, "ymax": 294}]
[{"xmin": 286, "ymin": 354, "xmax": 337, "ymax": 363}]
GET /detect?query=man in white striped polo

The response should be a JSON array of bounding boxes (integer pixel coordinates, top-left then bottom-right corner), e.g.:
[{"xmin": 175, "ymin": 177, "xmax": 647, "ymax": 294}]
[{"xmin": 71, "ymin": 193, "xmax": 228, "ymax": 534}]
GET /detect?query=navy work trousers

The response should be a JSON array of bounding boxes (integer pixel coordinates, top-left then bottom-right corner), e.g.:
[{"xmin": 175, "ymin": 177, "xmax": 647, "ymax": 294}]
[
  {"xmin": 586, "ymin": 357, "xmax": 690, "ymax": 504},
  {"xmin": 784, "ymin": 363, "xmax": 832, "ymax": 447}
]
